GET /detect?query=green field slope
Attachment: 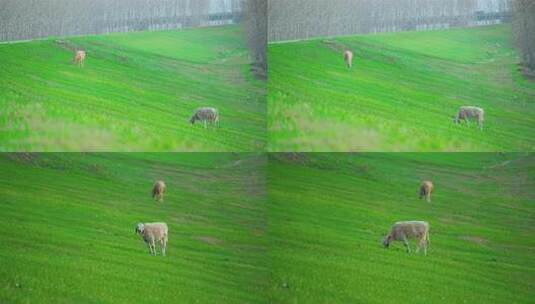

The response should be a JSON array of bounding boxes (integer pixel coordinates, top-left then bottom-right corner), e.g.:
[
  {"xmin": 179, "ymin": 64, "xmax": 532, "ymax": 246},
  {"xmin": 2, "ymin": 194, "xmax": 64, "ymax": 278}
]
[
  {"xmin": 268, "ymin": 25, "xmax": 535, "ymax": 151},
  {"xmin": 0, "ymin": 25, "xmax": 266, "ymax": 151},
  {"xmin": 0, "ymin": 153, "xmax": 267, "ymax": 303},
  {"xmin": 268, "ymin": 153, "xmax": 534, "ymax": 303}
]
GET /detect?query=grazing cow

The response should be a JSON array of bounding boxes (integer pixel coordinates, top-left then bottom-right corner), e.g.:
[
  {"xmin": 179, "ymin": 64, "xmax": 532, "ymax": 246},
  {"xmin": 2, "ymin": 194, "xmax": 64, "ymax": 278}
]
[
  {"xmin": 73, "ymin": 50, "xmax": 86, "ymax": 67},
  {"xmin": 190, "ymin": 107, "xmax": 220, "ymax": 128},
  {"xmin": 344, "ymin": 50, "xmax": 354, "ymax": 68},
  {"xmin": 135, "ymin": 222, "xmax": 168, "ymax": 256},
  {"xmin": 453, "ymin": 106, "xmax": 485, "ymax": 130},
  {"xmin": 383, "ymin": 221, "xmax": 430, "ymax": 255},
  {"xmin": 419, "ymin": 181, "xmax": 434, "ymax": 203},
  {"xmin": 152, "ymin": 180, "xmax": 166, "ymax": 202}
]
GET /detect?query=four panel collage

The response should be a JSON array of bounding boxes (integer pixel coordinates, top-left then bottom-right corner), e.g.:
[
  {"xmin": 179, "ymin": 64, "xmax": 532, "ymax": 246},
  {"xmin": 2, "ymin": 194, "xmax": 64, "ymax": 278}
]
[{"xmin": 0, "ymin": 1, "xmax": 533, "ymax": 303}]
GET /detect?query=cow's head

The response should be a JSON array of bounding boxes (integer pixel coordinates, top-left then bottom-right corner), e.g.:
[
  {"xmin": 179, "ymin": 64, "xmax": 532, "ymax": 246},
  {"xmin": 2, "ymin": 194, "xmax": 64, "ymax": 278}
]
[
  {"xmin": 135, "ymin": 223, "xmax": 145, "ymax": 234},
  {"xmin": 382, "ymin": 234, "xmax": 392, "ymax": 248}
]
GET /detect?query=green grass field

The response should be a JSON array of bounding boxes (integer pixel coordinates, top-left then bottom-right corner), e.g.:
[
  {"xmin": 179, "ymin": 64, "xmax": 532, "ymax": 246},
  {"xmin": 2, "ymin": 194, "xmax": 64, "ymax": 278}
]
[
  {"xmin": 0, "ymin": 153, "xmax": 267, "ymax": 303},
  {"xmin": 0, "ymin": 25, "xmax": 266, "ymax": 152},
  {"xmin": 268, "ymin": 25, "xmax": 535, "ymax": 151},
  {"xmin": 268, "ymin": 153, "xmax": 534, "ymax": 303}
]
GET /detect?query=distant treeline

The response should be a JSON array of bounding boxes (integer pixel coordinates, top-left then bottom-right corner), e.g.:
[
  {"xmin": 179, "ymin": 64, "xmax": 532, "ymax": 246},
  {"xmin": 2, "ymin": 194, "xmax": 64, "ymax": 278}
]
[
  {"xmin": 512, "ymin": 0, "xmax": 535, "ymax": 75},
  {"xmin": 0, "ymin": 0, "xmax": 242, "ymax": 42},
  {"xmin": 268, "ymin": 0, "xmax": 512, "ymax": 42}
]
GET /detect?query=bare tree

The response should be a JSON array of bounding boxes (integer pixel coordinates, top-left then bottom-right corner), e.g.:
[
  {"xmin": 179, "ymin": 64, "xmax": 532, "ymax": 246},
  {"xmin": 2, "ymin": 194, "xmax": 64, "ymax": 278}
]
[
  {"xmin": 242, "ymin": 0, "xmax": 267, "ymax": 78},
  {"xmin": 512, "ymin": 0, "xmax": 535, "ymax": 75}
]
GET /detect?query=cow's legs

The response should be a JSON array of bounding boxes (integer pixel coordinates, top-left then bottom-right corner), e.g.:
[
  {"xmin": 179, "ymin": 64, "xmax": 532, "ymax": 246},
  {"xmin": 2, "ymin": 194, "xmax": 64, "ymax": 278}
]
[
  {"xmin": 418, "ymin": 238, "xmax": 427, "ymax": 256},
  {"xmin": 403, "ymin": 237, "xmax": 411, "ymax": 253},
  {"xmin": 160, "ymin": 239, "xmax": 166, "ymax": 256},
  {"xmin": 150, "ymin": 240, "xmax": 156, "ymax": 255},
  {"xmin": 422, "ymin": 235, "xmax": 429, "ymax": 256},
  {"xmin": 417, "ymin": 236, "xmax": 426, "ymax": 254}
]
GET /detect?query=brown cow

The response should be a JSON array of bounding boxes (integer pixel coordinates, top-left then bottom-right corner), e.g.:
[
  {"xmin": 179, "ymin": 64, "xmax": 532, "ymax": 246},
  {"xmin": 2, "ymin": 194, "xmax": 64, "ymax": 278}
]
[
  {"xmin": 152, "ymin": 180, "xmax": 166, "ymax": 202},
  {"xmin": 383, "ymin": 221, "xmax": 430, "ymax": 255},
  {"xmin": 419, "ymin": 181, "xmax": 434, "ymax": 203},
  {"xmin": 73, "ymin": 50, "xmax": 86, "ymax": 67},
  {"xmin": 190, "ymin": 107, "xmax": 220, "ymax": 128},
  {"xmin": 453, "ymin": 106, "xmax": 485, "ymax": 130},
  {"xmin": 135, "ymin": 222, "xmax": 168, "ymax": 256},
  {"xmin": 343, "ymin": 50, "xmax": 354, "ymax": 68}
]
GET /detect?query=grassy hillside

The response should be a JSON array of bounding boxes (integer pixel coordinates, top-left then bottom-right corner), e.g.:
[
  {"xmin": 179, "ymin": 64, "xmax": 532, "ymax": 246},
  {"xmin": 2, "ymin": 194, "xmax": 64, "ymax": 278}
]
[
  {"xmin": 268, "ymin": 25, "xmax": 535, "ymax": 151},
  {"xmin": 268, "ymin": 153, "xmax": 534, "ymax": 303},
  {"xmin": 0, "ymin": 25, "xmax": 266, "ymax": 152},
  {"xmin": 0, "ymin": 153, "xmax": 267, "ymax": 303}
]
